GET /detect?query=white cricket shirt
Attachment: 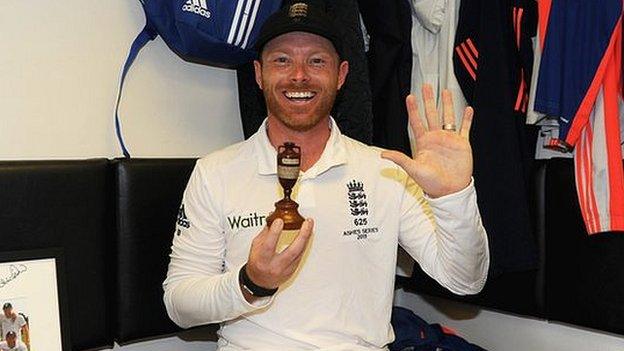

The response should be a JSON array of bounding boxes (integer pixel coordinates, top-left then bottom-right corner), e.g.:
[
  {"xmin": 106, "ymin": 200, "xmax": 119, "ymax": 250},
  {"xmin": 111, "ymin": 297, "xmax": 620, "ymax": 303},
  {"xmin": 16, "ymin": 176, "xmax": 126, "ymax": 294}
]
[{"xmin": 164, "ymin": 118, "xmax": 489, "ymax": 350}]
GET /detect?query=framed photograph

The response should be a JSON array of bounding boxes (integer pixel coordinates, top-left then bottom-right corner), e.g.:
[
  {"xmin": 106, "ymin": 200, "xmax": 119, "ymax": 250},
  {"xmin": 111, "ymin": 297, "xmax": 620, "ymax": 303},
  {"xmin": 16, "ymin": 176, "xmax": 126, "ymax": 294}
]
[{"xmin": 0, "ymin": 249, "xmax": 70, "ymax": 351}]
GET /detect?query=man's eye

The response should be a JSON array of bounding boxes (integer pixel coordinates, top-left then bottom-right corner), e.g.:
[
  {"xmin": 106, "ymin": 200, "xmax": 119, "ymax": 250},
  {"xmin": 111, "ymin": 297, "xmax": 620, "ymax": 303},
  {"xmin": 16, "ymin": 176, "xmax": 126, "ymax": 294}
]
[
  {"xmin": 311, "ymin": 58, "xmax": 325, "ymax": 65},
  {"xmin": 274, "ymin": 57, "xmax": 288, "ymax": 63}
]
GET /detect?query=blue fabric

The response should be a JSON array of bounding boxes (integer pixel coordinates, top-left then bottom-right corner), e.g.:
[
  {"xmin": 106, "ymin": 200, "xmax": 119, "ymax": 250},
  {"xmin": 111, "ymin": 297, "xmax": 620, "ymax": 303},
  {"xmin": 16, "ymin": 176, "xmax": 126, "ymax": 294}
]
[
  {"xmin": 390, "ymin": 307, "xmax": 488, "ymax": 351},
  {"xmin": 142, "ymin": 0, "xmax": 282, "ymax": 66},
  {"xmin": 115, "ymin": 0, "xmax": 282, "ymax": 157},
  {"xmin": 534, "ymin": 0, "xmax": 622, "ymax": 140},
  {"xmin": 115, "ymin": 25, "xmax": 157, "ymax": 158}
]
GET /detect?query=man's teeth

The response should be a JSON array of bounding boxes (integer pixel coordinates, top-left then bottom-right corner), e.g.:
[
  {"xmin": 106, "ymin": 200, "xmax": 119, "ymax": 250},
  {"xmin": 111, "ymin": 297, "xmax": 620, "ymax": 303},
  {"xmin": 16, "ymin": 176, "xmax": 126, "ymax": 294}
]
[{"xmin": 285, "ymin": 91, "xmax": 315, "ymax": 99}]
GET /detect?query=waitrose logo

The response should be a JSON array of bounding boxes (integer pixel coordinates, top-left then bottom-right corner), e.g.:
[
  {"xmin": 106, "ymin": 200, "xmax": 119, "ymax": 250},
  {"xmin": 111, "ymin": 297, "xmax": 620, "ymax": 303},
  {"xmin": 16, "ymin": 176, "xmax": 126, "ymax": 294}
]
[{"xmin": 227, "ymin": 212, "xmax": 267, "ymax": 230}]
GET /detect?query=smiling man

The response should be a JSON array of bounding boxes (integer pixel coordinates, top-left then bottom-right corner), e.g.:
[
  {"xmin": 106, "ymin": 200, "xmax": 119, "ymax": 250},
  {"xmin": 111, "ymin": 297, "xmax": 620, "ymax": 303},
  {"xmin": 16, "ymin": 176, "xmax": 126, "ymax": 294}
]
[
  {"xmin": 163, "ymin": 1, "xmax": 489, "ymax": 350},
  {"xmin": 254, "ymin": 31, "xmax": 347, "ymax": 132}
]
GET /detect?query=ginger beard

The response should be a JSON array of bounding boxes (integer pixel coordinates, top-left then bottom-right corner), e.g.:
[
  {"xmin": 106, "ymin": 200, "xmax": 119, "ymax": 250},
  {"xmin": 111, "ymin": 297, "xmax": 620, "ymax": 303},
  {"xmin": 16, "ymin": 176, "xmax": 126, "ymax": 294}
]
[
  {"xmin": 255, "ymin": 32, "xmax": 347, "ymax": 132},
  {"xmin": 262, "ymin": 77, "xmax": 337, "ymax": 132}
]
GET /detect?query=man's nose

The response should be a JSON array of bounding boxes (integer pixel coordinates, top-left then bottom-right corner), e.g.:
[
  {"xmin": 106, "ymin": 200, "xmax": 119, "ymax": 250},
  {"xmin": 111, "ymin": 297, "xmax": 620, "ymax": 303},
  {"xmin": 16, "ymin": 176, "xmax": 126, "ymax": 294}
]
[{"xmin": 290, "ymin": 62, "xmax": 310, "ymax": 83}]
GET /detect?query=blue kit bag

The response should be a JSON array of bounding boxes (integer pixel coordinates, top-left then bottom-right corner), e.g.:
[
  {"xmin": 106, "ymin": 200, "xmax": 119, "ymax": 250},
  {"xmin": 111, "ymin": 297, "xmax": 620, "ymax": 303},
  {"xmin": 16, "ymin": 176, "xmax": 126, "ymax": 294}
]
[{"xmin": 115, "ymin": 0, "xmax": 282, "ymax": 157}]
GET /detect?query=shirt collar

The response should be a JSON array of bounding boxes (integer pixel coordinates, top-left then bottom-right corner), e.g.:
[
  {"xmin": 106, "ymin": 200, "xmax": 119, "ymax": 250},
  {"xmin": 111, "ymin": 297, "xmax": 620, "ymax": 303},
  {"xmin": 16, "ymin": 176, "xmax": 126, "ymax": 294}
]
[{"xmin": 252, "ymin": 117, "xmax": 348, "ymax": 178}]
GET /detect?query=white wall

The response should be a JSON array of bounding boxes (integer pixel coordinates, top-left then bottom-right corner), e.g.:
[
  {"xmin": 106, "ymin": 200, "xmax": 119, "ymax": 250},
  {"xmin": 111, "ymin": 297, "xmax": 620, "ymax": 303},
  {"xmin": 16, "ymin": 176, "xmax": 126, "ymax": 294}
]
[
  {"xmin": 0, "ymin": 0, "xmax": 243, "ymax": 160},
  {"xmin": 3, "ymin": 2, "xmax": 624, "ymax": 351}
]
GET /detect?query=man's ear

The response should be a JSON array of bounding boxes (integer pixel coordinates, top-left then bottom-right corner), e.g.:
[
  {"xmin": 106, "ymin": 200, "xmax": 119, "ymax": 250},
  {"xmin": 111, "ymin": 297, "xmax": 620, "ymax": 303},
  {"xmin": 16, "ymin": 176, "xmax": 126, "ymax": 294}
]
[
  {"xmin": 253, "ymin": 60, "xmax": 263, "ymax": 90},
  {"xmin": 337, "ymin": 60, "xmax": 349, "ymax": 90}
]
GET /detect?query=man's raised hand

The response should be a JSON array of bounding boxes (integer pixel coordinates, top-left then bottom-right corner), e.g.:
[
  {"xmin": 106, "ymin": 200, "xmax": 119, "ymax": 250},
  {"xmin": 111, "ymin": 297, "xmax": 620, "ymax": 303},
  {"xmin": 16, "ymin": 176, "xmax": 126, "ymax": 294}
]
[{"xmin": 381, "ymin": 85, "xmax": 474, "ymax": 198}]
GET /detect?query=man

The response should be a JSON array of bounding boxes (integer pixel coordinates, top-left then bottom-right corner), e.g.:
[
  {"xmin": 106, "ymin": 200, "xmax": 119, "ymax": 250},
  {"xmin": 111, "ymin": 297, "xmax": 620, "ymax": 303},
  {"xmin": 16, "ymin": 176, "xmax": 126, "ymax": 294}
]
[
  {"xmin": 0, "ymin": 332, "xmax": 26, "ymax": 351},
  {"xmin": 163, "ymin": 1, "xmax": 489, "ymax": 350},
  {"xmin": 0, "ymin": 305, "xmax": 27, "ymax": 344}
]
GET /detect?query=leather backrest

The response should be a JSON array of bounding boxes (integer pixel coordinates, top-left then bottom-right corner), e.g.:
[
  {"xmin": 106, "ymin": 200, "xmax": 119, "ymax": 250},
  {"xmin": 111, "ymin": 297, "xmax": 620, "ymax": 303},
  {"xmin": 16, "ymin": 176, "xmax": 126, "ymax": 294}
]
[
  {"xmin": 0, "ymin": 159, "xmax": 114, "ymax": 350},
  {"xmin": 114, "ymin": 158, "xmax": 197, "ymax": 344}
]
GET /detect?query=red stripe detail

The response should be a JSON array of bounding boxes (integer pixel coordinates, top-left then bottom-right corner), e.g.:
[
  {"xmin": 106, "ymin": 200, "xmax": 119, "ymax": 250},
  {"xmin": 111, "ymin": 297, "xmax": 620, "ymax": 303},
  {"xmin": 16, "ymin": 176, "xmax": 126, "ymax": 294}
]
[
  {"xmin": 575, "ymin": 130, "xmax": 596, "ymax": 233},
  {"xmin": 518, "ymin": 8, "xmax": 524, "ymax": 48},
  {"xmin": 601, "ymin": 28, "xmax": 624, "ymax": 232},
  {"xmin": 513, "ymin": 8, "xmax": 518, "ymax": 42},
  {"xmin": 515, "ymin": 69, "xmax": 525, "ymax": 110},
  {"xmin": 573, "ymin": 133, "xmax": 588, "ymax": 232},
  {"xmin": 512, "ymin": 7, "xmax": 520, "ymax": 48},
  {"xmin": 455, "ymin": 46, "xmax": 476, "ymax": 80},
  {"xmin": 522, "ymin": 93, "xmax": 529, "ymax": 113},
  {"xmin": 466, "ymin": 38, "xmax": 479, "ymax": 58},
  {"xmin": 565, "ymin": 18, "xmax": 623, "ymax": 146},
  {"xmin": 539, "ymin": 0, "xmax": 553, "ymax": 51},
  {"xmin": 441, "ymin": 325, "xmax": 458, "ymax": 336},
  {"xmin": 585, "ymin": 121, "xmax": 601, "ymax": 233},
  {"xmin": 460, "ymin": 43, "xmax": 478, "ymax": 70}
]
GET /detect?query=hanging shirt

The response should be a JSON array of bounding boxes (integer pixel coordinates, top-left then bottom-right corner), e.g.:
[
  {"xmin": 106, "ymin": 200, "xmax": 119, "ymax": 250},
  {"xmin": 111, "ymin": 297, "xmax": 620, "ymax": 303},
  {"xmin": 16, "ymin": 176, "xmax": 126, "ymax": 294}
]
[
  {"xmin": 410, "ymin": 0, "xmax": 467, "ymax": 133},
  {"xmin": 526, "ymin": 0, "xmax": 549, "ymax": 125},
  {"xmin": 534, "ymin": 0, "xmax": 624, "ymax": 234},
  {"xmin": 526, "ymin": 0, "xmax": 574, "ymax": 160},
  {"xmin": 359, "ymin": 0, "xmax": 414, "ymax": 156},
  {"xmin": 452, "ymin": 0, "xmax": 540, "ymax": 274}
]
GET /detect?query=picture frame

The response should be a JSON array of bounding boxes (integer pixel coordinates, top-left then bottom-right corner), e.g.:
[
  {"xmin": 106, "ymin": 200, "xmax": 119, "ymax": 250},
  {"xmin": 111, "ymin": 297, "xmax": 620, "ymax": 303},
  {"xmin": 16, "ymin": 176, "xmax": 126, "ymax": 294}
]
[{"xmin": 0, "ymin": 249, "xmax": 71, "ymax": 351}]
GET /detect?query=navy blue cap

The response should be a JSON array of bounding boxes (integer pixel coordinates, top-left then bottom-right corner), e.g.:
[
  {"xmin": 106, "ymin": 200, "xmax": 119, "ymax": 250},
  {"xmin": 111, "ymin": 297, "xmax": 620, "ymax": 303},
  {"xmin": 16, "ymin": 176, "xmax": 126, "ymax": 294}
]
[{"xmin": 255, "ymin": 0, "xmax": 344, "ymax": 58}]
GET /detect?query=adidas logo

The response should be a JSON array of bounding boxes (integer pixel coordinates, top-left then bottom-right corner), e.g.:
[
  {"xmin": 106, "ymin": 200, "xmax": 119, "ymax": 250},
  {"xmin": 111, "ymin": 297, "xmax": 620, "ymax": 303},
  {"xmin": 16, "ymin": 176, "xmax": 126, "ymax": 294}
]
[{"xmin": 182, "ymin": 0, "xmax": 211, "ymax": 19}]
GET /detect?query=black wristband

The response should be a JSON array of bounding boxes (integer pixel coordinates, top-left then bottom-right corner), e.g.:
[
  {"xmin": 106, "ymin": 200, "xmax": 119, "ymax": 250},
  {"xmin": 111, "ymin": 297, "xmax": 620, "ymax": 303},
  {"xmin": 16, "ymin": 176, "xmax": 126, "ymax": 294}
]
[{"xmin": 239, "ymin": 263, "xmax": 278, "ymax": 297}]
